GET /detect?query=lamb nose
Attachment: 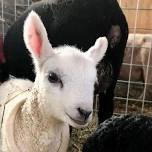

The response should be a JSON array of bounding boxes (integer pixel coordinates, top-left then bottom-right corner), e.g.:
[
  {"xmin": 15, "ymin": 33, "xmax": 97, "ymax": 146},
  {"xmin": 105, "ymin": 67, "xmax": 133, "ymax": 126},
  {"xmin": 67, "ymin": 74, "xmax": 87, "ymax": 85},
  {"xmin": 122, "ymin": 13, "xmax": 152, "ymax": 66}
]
[{"xmin": 77, "ymin": 107, "xmax": 92, "ymax": 120}]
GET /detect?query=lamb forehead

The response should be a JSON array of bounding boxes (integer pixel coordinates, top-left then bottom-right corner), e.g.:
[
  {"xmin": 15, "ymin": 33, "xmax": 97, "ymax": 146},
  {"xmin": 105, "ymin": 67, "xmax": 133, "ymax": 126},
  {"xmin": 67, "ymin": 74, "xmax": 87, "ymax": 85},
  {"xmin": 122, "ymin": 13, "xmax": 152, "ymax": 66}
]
[
  {"xmin": 42, "ymin": 46, "xmax": 96, "ymax": 76},
  {"xmin": 54, "ymin": 46, "xmax": 84, "ymax": 58},
  {"xmin": 45, "ymin": 46, "xmax": 93, "ymax": 67}
]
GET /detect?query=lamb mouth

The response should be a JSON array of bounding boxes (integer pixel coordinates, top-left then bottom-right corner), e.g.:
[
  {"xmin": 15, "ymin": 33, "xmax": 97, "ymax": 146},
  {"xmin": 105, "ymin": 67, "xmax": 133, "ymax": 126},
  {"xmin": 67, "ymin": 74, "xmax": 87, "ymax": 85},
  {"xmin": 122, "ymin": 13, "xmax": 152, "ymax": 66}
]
[{"xmin": 66, "ymin": 112, "xmax": 87, "ymax": 126}]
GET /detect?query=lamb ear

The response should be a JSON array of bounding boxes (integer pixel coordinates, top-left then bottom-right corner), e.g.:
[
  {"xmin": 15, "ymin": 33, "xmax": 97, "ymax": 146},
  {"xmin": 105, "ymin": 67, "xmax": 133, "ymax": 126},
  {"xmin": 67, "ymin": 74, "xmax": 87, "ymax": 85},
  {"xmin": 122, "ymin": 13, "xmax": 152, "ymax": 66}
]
[
  {"xmin": 23, "ymin": 11, "xmax": 53, "ymax": 71},
  {"xmin": 85, "ymin": 37, "xmax": 108, "ymax": 64}
]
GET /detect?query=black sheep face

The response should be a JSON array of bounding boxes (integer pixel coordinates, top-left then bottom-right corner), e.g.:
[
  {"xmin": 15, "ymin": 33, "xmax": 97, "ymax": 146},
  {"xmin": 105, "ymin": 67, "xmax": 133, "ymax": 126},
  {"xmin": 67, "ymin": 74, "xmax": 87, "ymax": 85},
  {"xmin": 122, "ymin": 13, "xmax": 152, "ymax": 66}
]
[{"xmin": 107, "ymin": 25, "xmax": 122, "ymax": 49}]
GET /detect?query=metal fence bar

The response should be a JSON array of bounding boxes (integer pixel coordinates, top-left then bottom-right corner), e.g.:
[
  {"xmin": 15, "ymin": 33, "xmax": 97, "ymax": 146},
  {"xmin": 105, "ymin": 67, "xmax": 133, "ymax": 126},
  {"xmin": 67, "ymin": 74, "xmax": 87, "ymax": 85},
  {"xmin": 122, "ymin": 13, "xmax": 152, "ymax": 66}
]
[
  {"xmin": 121, "ymin": 8, "xmax": 152, "ymax": 10},
  {"xmin": 115, "ymin": 96, "xmax": 152, "ymax": 104},
  {"xmin": 141, "ymin": 34, "xmax": 152, "ymax": 112},
  {"xmin": 1, "ymin": 0, "xmax": 4, "ymax": 40},
  {"xmin": 119, "ymin": 0, "xmax": 122, "ymax": 6},
  {"xmin": 129, "ymin": 28, "xmax": 152, "ymax": 31},
  {"xmin": 27, "ymin": 0, "xmax": 30, "ymax": 6},
  {"xmin": 125, "ymin": 0, "xmax": 141, "ymax": 114},
  {"xmin": 117, "ymin": 80, "xmax": 152, "ymax": 86},
  {"xmin": 0, "ymin": 11, "xmax": 15, "ymax": 17},
  {"xmin": 117, "ymin": 80, "xmax": 144, "ymax": 85},
  {"xmin": 15, "ymin": 0, "xmax": 17, "ymax": 21},
  {"xmin": 122, "ymin": 63, "xmax": 152, "ymax": 67}
]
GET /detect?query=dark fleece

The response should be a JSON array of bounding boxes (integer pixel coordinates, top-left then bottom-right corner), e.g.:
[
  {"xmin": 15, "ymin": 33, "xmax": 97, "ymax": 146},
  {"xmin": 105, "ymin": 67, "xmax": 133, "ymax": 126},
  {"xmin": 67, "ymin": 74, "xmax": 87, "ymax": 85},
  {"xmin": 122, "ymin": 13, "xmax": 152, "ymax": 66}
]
[{"xmin": 83, "ymin": 114, "xmax": 152, "ymax": 152}]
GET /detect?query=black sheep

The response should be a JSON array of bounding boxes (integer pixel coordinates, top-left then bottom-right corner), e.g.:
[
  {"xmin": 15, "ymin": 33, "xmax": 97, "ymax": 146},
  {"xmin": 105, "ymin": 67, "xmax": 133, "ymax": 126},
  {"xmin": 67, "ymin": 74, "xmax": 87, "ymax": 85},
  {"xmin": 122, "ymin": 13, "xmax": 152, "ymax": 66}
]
[
  {"xmin": 3, "ymin": 0, "xmax": 128, "ymax": 123},
  {"xmin": 83, "ymin": 114, "xmax": 152, "ymax": 152}
]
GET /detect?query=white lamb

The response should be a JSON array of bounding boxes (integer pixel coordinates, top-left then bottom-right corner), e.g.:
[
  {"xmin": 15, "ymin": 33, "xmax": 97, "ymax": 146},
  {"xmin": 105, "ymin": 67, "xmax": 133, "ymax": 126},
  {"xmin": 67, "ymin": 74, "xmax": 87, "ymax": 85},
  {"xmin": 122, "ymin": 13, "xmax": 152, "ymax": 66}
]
[{"xmin": 0, "ymin": 11, "xmax": 108, "ymax": 152}]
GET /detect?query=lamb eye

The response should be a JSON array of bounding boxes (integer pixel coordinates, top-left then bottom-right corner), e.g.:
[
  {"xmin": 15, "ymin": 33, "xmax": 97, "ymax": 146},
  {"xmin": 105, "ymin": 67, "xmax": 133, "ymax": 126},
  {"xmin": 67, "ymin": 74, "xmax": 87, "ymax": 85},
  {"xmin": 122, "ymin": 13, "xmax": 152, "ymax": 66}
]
[{"xmin": 48, "ymin": 72, "xmax": 60, "ymax": 83}]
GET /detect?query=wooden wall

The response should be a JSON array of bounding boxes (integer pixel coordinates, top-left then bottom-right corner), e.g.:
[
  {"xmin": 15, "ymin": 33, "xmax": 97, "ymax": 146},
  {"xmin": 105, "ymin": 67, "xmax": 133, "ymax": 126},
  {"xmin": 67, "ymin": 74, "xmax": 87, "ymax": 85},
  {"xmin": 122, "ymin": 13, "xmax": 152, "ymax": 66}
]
[{"xmin": 118, "ymin": 0, "xmax": 152, "ymax": 34}]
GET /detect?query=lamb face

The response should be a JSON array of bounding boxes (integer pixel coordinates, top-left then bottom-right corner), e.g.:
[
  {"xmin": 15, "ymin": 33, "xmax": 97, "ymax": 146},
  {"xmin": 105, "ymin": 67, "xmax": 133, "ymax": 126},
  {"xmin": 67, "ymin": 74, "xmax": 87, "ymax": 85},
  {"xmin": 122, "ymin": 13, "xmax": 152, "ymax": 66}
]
[
  {"xmin": 24, "ymin": 11, "xmax": 108, "ymax": 128},
  {"xmin": 36, "ymin": 46, "xmax": 98, "ymax": 127}
]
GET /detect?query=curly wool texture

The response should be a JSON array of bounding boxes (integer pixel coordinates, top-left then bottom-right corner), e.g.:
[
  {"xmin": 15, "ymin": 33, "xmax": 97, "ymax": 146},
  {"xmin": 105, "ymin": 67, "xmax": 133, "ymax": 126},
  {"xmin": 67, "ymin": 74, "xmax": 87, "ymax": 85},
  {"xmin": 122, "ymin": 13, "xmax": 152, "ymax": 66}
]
[
  {"xmin": 0, "ymin": 79, "xmax": 69, "ymax": 152},
  {"xmin": 0, "ymin": 79, "xmax": 32, "ymax": 151},
  {"xmin": 83, "ymin": 115, "xmax": 152, "ymax": 152},
  {"xmin": 14, "ymin": 89, "xmax": 66, "ymax": 152}
]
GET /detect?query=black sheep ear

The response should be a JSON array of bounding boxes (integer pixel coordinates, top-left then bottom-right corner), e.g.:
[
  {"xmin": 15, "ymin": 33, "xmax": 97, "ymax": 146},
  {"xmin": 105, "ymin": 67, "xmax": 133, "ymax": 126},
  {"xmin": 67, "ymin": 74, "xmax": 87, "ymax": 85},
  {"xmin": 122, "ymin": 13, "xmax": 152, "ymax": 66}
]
[{"xmin": 107, "ymin": 25, "xmax": 122, "ymax": 48}]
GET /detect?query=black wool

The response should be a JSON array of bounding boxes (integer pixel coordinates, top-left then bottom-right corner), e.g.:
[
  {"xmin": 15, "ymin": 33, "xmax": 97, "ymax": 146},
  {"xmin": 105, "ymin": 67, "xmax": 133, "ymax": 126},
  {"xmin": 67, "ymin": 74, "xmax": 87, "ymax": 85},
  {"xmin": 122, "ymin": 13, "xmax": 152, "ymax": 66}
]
[{"xmin": 83, "ymin": 115, "xmax": 152, "ymax": 152}]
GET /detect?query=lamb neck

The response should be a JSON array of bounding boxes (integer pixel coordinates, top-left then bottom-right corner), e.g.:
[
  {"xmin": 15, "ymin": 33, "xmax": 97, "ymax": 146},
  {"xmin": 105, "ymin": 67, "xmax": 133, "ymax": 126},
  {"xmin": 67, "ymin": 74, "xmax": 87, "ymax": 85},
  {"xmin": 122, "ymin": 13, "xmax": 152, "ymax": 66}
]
[{"xmin": 14, "ymin": 90, "xmax": 69, "ymax": 152}]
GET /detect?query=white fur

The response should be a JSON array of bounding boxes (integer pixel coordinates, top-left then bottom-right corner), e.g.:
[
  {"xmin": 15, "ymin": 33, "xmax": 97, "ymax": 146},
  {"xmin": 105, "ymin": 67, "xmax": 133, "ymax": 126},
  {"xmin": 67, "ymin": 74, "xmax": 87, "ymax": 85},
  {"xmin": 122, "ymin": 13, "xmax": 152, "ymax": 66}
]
[{"xmin": 0, "ymin": 11, "xmax": 108, "ymax": 152}]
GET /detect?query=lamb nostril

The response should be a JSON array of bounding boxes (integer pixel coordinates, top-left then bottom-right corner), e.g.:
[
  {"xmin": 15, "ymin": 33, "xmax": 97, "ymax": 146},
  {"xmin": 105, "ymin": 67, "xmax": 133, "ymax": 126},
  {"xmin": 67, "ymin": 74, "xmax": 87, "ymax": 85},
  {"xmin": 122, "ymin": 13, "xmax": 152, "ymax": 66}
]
[{"xmin": 77, "ymin": 107, "xmax": 92, "ymax": 120}]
